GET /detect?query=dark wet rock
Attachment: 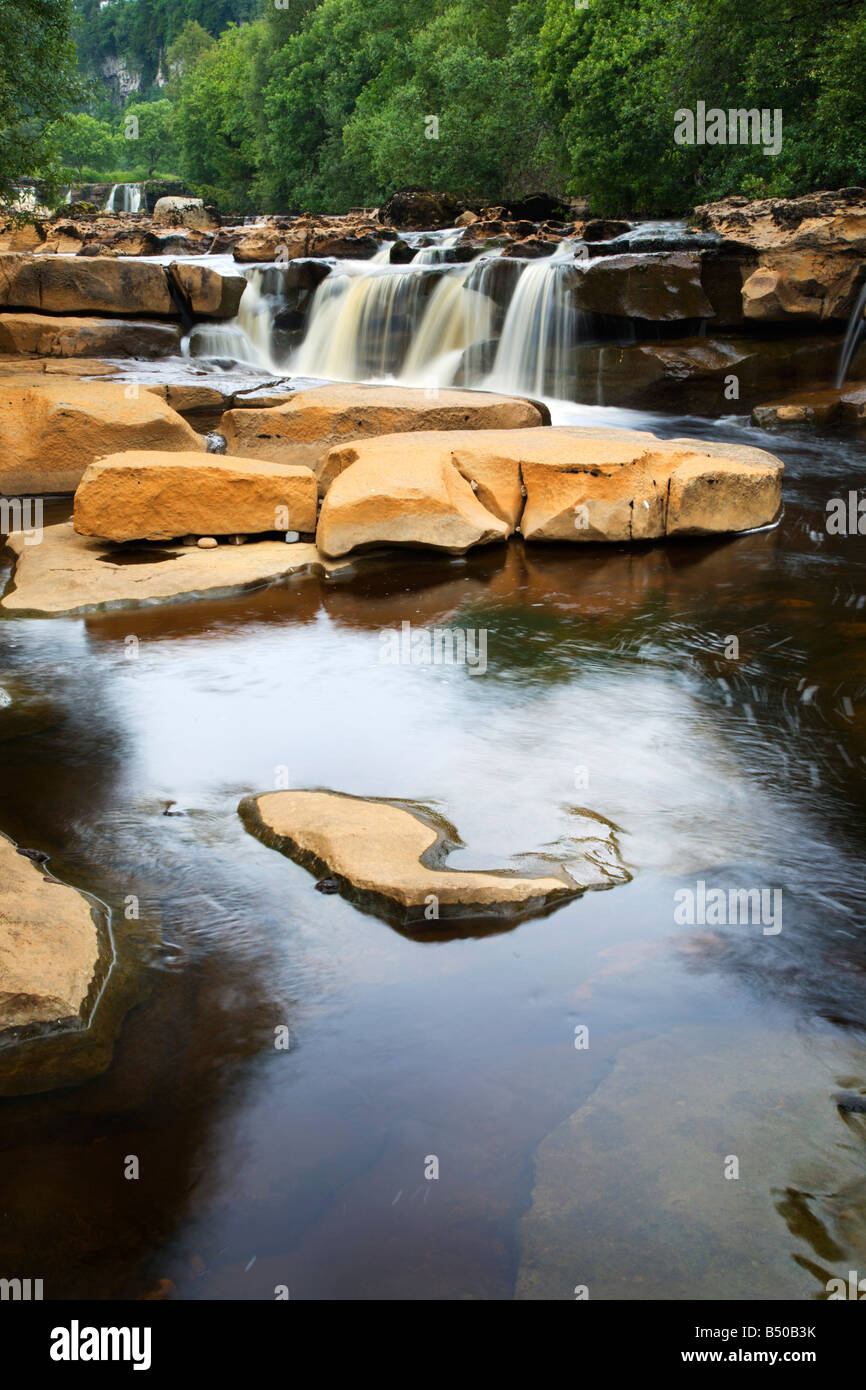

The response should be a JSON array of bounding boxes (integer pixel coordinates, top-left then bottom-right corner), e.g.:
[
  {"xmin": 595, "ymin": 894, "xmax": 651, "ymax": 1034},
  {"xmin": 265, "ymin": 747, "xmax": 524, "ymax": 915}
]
[
  {"xmin": 583, "ymin": 218, "xmax": 632, "ymax": 242},
  {"xmin": 389, "ymin": 239, "xmax": 415, "ymax": 265},
  {"xmin": 379, "ymin": 188, "xmax": 464, "ymax": 230},
  {"xmin": 315, "ymin": 877, "xmax": 340, "ymax": 894}
]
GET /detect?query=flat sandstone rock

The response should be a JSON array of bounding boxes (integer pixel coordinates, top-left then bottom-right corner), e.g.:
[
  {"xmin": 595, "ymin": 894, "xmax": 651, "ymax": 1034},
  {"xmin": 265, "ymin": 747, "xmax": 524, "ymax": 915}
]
[
  {"xmin": 316, "ymin": 426, "xmax": 783, "ymax": 555},
  {"xmin": 74, "ymin": 451, "xmax": 318, "ymax": 542},
  {"xmin": 219, "ymin": 383, "xmax": 548, "ymax": 484},
  {"xmin": 0, "ymin": 376, "xmax": 203, "ymax": 494},
  {"xmin": 239, "ymin": 789, "xmax": 629, "ymax": 926},
  {"xmin": 2, "ymin": 522, "xmax": 344, "ymax": 616},
  {"xmin": 0, "ymin": 833, "xmax": 102, "ymax": 1033}
]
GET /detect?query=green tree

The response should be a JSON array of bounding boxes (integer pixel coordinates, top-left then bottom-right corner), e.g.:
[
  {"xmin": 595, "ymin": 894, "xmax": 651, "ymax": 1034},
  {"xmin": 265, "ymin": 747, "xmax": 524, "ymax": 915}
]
[
  {"xmin": 122, "ymin": 99, "xmax": 177, "ymax": 177},
  {"xmin": 0, "ymin": 0, "xmax": 86, "ymax": 206},
  {"xmin": 56, "ymin": 110, "xmax": 115, "ymax": 183},
  {"xmin": 173, "ymin": 24, "xmax": 258, "ymax": 210}
]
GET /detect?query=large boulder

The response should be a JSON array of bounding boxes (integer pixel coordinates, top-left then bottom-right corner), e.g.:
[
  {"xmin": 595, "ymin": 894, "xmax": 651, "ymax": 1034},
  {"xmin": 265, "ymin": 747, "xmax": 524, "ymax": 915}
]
[
  {"xmin": 0, "ymin": 832, "xmax": 101, "ymax": 1033},
  {"xmin": 316, "ymin": 446, "xmax": 509, "ymax": 557},
  {"xmin": 219, "ymin": 383, "xmax": 547, "ymax": 489},
  {"xmin": 74, "ymin": 451, "xmax": 318, "ymax": 542},
  {"xmin": 379, "ymin": 189, "xmax": 464, "ymax": 230},
  {"xmin": 316, "ymin": 426, "xmax": 783, "ymax": 554},
  {"xmin": 516, "ymin": 429, "xmax": 783, "ymax": 541},
  {"xmin": 152, "ymin": 196, "xmax": 218, "ymax": 232},
  {"xmin": 574, "ymin": 252, "xmax": 715, "ymax": 320},
  {"xmin": 0, "ymin": 253, "xmax": 175, "ymax": 316},
  {"xmin": 0, "ymin": 378, "xmax": 204, "ymax": 493},
  {"xmin": 0, "ymin": 313, "xmax": 181, "ymax": 358}
]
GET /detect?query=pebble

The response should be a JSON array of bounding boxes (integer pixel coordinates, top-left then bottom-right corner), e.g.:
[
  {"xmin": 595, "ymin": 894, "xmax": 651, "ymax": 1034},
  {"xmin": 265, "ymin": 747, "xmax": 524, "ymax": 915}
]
[
  {"xmin": 197, "ymin": 537, "xmax": 218, "ymax": 549},
  {"xmin": 284, "ymin": 531, "xmax": 300, "ymax": 544}
]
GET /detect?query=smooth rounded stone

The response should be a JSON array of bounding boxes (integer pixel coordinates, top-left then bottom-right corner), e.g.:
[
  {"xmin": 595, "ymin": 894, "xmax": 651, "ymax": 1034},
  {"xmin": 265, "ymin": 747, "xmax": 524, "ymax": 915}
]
[
  {"xmin": 316, "ymin": 446, "xmax": 509, "ymax": 558},
  {"xmin": 0, "ymin": 251, "xmax": 175, "ymax": 315},
  {"xmin": 0, "ymin": 377, "xmax": 204, "ymax": 494},
  {"xmin": 0, "ymin": 313, "xmax": 181, "ymax": 360},
  {"xmin": 1, "ymin": 522, "xmax": 346, "ymax": 616},
  {"xmin": 73, "ymin": 450, "xmax": 318, "ymax": 543},
  {"xmin": 197, "ymin": 536, "xmax": 218, "ymax": 549},
  {"xmin": 0, "ymin": 831, "xmax": 101, "ymax": 1034},
  {"xmin": 218, "ymin": 382, "xmax": 548, "ymax": 485},
  {"xmin": 152, "ymin": 196, "xmax": 217, "ymax": 232},
  {"xmin": 239, "ymin": 790, "xmax": 629, "ymax": 926}
]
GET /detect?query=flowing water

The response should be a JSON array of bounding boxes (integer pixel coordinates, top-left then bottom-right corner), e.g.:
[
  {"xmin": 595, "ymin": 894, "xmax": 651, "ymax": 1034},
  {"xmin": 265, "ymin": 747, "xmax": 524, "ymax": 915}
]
[
  {"xmin": 104, "ymin": 182, "xmax": 144, "ymax": 215},
  {"xmin": 1, "ymin": 390, "xmax": 865, "ymax": 1298}
]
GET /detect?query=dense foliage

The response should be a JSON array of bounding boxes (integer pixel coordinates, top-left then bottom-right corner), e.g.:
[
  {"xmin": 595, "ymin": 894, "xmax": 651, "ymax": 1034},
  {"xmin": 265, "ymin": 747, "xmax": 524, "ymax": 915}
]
[
  {"xmin": 0, "ymin": 0, "xmax": 85, "ymax": 204},
  {"xmin": 11, "ymin": 0, "xmax": 866, "ymax": 215}
]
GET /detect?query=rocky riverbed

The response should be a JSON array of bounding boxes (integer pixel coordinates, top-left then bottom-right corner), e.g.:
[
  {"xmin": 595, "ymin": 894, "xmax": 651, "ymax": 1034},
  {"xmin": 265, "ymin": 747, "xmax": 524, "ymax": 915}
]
[{"xmin": 0, "ymin": 189, "xmax": 864, "ymax": 1299}]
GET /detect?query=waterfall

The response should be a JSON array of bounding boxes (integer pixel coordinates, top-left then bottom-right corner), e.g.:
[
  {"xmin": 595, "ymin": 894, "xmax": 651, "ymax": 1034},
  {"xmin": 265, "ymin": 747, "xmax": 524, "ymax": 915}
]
[
  {"xmin": 401, "ymin": 264, "xmax": 495, "ymax": 386},
  {"xmin": 836, "ymin": 281, "xmax": 866, "ymax": 388},
  {"xmin": 181, "ymin": 241, "xmax": 591, "ymax": 405},
  {"xmin": 290, "ymin": 265, "xmax": 435, "ymax": 379},
  {"xmin": 105, "ymin": 183, "xmax": 143, "ymax": 214},
  {"xmin": 185, "ymin": 269, "xmax": 278, "ymax": 369},
  {"xmin": 484, "ymin": 259, "xmax": 580, "ymax": 398}
]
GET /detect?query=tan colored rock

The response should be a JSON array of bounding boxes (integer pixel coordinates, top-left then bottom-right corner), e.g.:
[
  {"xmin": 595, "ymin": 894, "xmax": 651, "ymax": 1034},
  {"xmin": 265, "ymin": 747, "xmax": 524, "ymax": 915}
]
[
  {"xmin": 518, "ymin": 429, "xmax": 783, "ymax": 541},
  {"xmin": 741, "ymin": 266, "xmax": 825, "ymax": 320},
  {"xmin": 2, "ymin": 522, "xmax": 345, "ymax": 616},
  {"xmin": 152, "ymin": 197, "xmax": 217, "ymax": 232},
  {"xmin": 320, "ymin": 430, "xmax": 525, "ymax": 525},
  {"xmin": 0, "ymin": 832, "xmax": 101, "ymax": 1032},
  {"xmin": 751, "ymin": 384, "xmax": 866, "ymax": 429},
  {"xmin": 220, "ymin": 383, "xmax": 547, "ymax": 486},
  {"xmin": 74, "ymin": 451, "xmax": 318, "ymax": 542},
  {"xmin": 169, "ymin": 263, "xmax": 247, "ymax": 318},
  {"xmin": 455, "ymin": 210, "xmax": 479, "ymax": 227},
  {"xmin": 145, "ymin": 382, "xmax": 235, "ymax": 414},
  {"xmin": 318, "ymin": 425, "xmax": 783, "ymax": 550},
  {"xmin": 0, "ymin": 312, "xmax": 181, "ymax": 359},
  {"xmin": 239, "ymin": 790, "xmax": 628, "ymax": 925},
  {"xmin": 0, "ymin": 252, "xmax": 175, "ymax": 315},
  {"xmin": 665, "ymin": 454, "xmax": 783, "ymax": 535},
  {"xmin": 316, "ymin": 446, "xmax": 509, "ymax": 557},
  {"xmin": 0, "ymin": 377, "xmax": 204, "ymax": 493}
]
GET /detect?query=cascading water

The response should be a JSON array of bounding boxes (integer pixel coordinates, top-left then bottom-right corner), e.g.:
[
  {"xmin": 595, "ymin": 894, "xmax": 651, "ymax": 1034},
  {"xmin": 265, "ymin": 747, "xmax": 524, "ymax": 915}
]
[
  {"xmin": 484, "ymin": 258, "xmax": 581, "ymax": 398},
  {"xmin": 836, "ymin": 280, "xmax": 866, "ymax": 387},
  {"xmin": 290, "ymin": 264, "xmax": 436, "ymax": 379},
  {"xmin": 184, "ymin": 237, "xmax": 592, "ymax": 404},
  {"xmin": 400, "ymin": 262, "xmax": 496, "ymax": 386},
  {"xmin": 105, "ymin": 183, "xmax": 143, "ymax": 214}
]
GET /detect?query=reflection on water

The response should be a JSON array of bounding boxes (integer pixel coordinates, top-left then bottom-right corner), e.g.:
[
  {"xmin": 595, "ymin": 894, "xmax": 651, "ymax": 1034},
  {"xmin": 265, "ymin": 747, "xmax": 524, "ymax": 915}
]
[{"xmin": 0, "ymin": 414, "xmax": 864, "ymax": 1298}]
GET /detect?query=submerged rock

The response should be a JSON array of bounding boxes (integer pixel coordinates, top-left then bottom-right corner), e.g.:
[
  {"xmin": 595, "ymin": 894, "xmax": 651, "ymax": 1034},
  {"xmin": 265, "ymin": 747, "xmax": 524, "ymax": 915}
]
[
  {"xmin": 239, "ymin": 789, "xmax": 629, "ymax": 926},
  {"xmin": 73, "ymin": 451, "xmax": 318, "ymax": 543}
]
